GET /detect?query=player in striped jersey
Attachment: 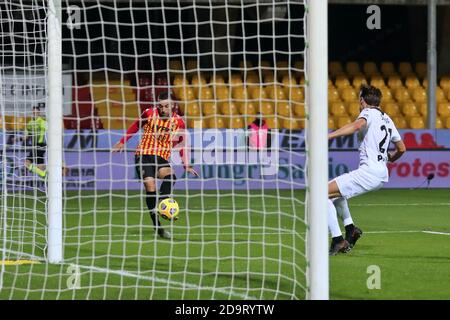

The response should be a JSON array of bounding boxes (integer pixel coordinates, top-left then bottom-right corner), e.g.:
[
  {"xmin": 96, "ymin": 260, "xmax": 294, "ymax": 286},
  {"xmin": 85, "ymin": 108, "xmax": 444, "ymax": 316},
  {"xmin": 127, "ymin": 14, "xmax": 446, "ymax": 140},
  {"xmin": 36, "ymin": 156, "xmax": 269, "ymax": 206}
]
[{"xmin": 112, "ymin": 91, "xmax": 198, "ymax": 239}]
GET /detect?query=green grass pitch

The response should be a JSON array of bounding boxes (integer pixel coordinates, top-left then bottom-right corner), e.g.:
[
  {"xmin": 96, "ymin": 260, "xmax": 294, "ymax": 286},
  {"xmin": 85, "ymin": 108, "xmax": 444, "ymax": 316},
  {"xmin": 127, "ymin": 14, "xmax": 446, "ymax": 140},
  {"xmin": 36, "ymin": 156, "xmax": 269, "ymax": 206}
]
[{"xmin": 0, "ymin": 189, "xmax": 449, "ymax": 300}]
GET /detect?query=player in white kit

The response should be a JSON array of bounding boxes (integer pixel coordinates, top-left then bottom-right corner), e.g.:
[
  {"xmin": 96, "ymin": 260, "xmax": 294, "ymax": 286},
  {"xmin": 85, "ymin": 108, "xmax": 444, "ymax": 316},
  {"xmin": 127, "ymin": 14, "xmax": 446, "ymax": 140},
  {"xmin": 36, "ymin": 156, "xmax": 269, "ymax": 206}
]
[{"xmin": 327, "ymin": 85, "xmax": 407, "ymax": 255}]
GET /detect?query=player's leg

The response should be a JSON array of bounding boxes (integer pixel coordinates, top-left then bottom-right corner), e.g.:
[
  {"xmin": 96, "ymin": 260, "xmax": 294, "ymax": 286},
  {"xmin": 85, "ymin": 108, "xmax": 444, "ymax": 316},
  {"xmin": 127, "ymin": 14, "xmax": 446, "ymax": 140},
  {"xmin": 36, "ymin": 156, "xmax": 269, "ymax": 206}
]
[
  {"xmin": 157, "ymin": 164, "xmax": 176, "ymax": 203},
  {"xmin": 333, "ymin": 197, "xmax": 362, "ymax": 248},
  {"xmin": 25, "ymin": 148, "xmax": 46, "ymax": 179},
  {"xmin": 327, "ymin": 198, "xmax": 350, "ymax": 255}
]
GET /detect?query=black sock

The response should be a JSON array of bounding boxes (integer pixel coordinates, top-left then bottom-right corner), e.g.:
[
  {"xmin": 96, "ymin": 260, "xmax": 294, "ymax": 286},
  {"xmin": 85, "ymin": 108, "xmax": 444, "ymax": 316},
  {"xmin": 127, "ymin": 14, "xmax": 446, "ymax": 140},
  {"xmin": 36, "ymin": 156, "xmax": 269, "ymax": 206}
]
[
  {"xmin": 159, "ymin": 174, "xmax": 176, "ymax": 201},
  {"xmin": 146, "ymin": 191, "xmax": 161, "ymax": 228},
  {"xmin": 345, "ymin": 224, "xmax": 355, "ymax": 234}
]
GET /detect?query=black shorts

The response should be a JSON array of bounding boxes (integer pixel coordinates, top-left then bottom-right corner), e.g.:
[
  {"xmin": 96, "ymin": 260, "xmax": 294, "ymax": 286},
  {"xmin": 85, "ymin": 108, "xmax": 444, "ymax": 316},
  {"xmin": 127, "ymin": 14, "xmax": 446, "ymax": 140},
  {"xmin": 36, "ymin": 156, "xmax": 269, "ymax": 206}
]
[
  {"xmin": 27, "ymin": 144, "xmax": 46, "ymax": 165},
  {"xmin": 135, "ymin": 155, "xmax": 171, "ymax": 179}
]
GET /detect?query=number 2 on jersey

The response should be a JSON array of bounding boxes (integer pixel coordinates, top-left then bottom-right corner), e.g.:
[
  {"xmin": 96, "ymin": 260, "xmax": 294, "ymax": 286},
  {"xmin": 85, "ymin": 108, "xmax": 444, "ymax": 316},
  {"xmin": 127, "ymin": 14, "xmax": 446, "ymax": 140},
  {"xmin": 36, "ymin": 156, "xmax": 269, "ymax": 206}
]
[{"xmin": 378, "ymin": 125, "xmax": 392, "ymax": 154}]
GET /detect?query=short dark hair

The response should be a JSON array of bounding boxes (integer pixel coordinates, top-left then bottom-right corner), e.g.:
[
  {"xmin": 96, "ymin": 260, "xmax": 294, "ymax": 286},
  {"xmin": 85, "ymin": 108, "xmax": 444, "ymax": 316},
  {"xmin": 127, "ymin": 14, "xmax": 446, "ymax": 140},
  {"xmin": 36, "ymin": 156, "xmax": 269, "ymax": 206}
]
[
  {"xmin": 359, "ymin": 84, "xmax": 382, "ymax": 107},
  {"xmin": 158, "ymin": 91, "xmax": 172, "ymax": 101}
]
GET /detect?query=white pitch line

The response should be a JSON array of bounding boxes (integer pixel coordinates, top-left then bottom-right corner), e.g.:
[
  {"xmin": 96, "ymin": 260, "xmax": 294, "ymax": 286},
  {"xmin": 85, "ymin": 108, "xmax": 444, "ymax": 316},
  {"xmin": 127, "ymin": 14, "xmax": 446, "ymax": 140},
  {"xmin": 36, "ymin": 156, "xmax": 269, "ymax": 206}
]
[
  {"xmin": 74, "ymin": 264, "xmax": 257, "ymax": 300},
  {"xmin": 422, "ymin": 231, "xmax": 450, "ymax": 236}
]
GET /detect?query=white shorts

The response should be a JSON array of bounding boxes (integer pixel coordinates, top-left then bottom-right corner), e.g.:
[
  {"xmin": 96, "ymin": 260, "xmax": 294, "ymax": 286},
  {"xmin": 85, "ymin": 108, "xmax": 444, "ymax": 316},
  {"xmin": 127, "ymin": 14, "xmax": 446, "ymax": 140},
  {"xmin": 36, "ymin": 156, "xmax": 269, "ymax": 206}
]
[{"xmin": 334, "ymin": 167, "xmax": 384, "ymax": 199}]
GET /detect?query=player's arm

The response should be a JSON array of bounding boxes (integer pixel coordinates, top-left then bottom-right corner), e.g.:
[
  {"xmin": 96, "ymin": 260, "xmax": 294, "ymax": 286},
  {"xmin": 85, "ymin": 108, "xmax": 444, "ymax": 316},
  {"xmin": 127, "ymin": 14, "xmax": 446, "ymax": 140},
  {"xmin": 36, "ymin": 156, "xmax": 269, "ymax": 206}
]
[
  {"xmin": 173, "ymin": 118, "xmax": 199, "ymax": 177},
  {"xmin": 387, "ymin": 140, "xmax": 406, "ymax": 162},
  {"xmin": 112, "ymin": 109, "xmax": 150, "ymax": 152},
  {"xmin": 328, "ymin": 118, "xmax": 366, "ymax": 140}
]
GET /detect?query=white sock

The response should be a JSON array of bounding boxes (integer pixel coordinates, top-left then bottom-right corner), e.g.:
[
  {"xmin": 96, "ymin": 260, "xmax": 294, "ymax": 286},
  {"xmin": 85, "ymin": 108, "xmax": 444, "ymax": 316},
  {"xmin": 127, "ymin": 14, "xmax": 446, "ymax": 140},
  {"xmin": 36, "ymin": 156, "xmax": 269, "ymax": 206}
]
[
  {"xmin": 327, "ymin": 199, "xmax": 342, "ymax": 238},
  {"xmin": 333, "ymin": 197, "xmax": 354, "ymax": 227}
]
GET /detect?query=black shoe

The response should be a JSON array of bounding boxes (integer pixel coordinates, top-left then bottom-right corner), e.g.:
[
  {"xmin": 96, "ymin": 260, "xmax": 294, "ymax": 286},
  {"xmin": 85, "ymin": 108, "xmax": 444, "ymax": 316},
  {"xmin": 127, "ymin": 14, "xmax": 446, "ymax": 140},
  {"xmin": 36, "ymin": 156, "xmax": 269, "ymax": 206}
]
[
  {"xmin": 329, "ymin": 238, "xmax": 350, "ymax": 256},
  {"xmin": 157, "ymin": 228, "xmax": 172, "ymax": 239},
  {"xmin": 345, "ymin": 226, "xmax": 363, "ymax": 248}
]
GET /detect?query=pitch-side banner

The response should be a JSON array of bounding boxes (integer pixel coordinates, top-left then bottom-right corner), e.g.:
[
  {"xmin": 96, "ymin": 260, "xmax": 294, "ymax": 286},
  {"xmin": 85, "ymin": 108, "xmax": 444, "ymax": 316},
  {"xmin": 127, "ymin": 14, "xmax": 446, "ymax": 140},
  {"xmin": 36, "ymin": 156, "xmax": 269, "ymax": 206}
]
[
  {"xmin": 1, "ymin": 150, "xmax": 449, "ymax": 190},
  {"xmin": 0, "ymin": 72, "xmax": 72, "ymax": 115}
]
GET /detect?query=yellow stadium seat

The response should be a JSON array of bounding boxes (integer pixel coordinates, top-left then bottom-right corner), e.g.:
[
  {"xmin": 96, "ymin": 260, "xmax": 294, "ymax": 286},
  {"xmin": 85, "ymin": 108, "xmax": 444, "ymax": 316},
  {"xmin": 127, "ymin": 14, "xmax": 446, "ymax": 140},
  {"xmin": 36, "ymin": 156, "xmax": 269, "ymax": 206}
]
[
  {"xmin": 405, "ymin": 76, "xmax": 421, "ymax": 89},
  {"xmin": 197, "ymin": 87, "xmax": 214, "ymax": 101},
  {"xmin": 438, "ymin": 103, "xmax": 450, "ymax": 117},
  {"xmin": 328, "ymin": 117, "xmax": 335, "ymax": 129},
  {"xmin": 276, "ymin": 61, "xmax": 289, "ymax": 78},
  {"xmin": 220, "ymin": 102, "xmax": 239, "ymax": 115},
  {"xmin": 440, "ymin": 76, "xmax": 450, "ymax": 90},
  {"xmin": 229, "ymin": 117, "xmax": 244, "ymax": 129},
  {"xmin": 184, "ymin": 102, "xmax": 201, "ymax": 117},
  {"xmin": 335, "ymin": 75, "xmax": 351, "ymax": 89},
  {"xmin": 370, "ymin": 75, "xmax": 386, "ymax": 88},
  {"xmin": 415, "ymin": 62, "xmax": 427, "ymax": 79},
  {"xmin": 380, "ymin": 87, "xmax": 393, "ymax": 102},
  {"xmin": 208, "ymin": 116, "xmax": 227, "ymax": 129},
  {"xmin": 239, "ymin": 60, "xmax": 253, "ymax": 69},
  {"xmin": 347, "ymin": 102, "xmax": 360, "ymax": 118},
  {"xmin": 287, "ymin": 87, "xmax": 304, "ymax": 102},
  {"xmin": 402, "ymin": 102, "xmax": 419, "ymax": 117},
  {"xmin": 418, "ymin": 103, "xmax": 427, "ymax": 116},
  {"xmin": 388, "ymin": 76, "xmax": 403, "ymax": 89},
  {"xmin": 330, "ymin": 61, "xmax": 343, "ymax": 76},
  {"xmin": 436, "ymin": 117, "xmax": 443, "ymax": 129},
  {"xmin": 411, "ymin": 88, "xmax": 427, "ymax": 103},
  {"xmin": 186, "ymin": 60, "xmax": 198, "ymax": 71},
  {"xmin": 328, "ymin": 87, "xmax": 341, "ymax": 103},
  {"xmin": 384, "ymin": 102, "xmax": 400, "ymax": 116},
  {"xmin": 294, "ymin": 61, "xmax": 304, "ymax": 71},
  {"xmin": 260, "ymin": 102, "xmax": 274, "ymax": 115},
  {"xmin": 380, "ymin": 62, "xmax": 396, "ymax": 77},
  {"xmin": 264, "ymin": 116, "xmax": 280, "ymax": 129},
  {"xmin": 345, "ymin": 62, "xmax": 360, "ymax": 77},
  {"xmin": 238, "ymin": 101, "xmax": 258, "ymax": 115},
  {"xmin": 422, "ymin": 78, "xmax": 428, "ymax": 88},
  {"xmin": 330, "ymin": 102, "xmax": 347, "ymax": 116},
  {"xmin": 232, "ymin": 86, "xmax": 248, "ymax": 102},
  {"xmin": 352, "ymin": 75, "xmax": 367, "ymax": 88},
  {"xmin": 282, "ymin": 75, "xmax": 297, "ymax": 88},
  {"xmin": 282, "ymin": 118, "xmax": 300, "ymax": 130},
  {"xmin": 409, "ymin": 116, "xmax": 425, "ymax": 129},
  {"xmin": 210, "ymin": 75, "xmax": 226, "ymax": 85},
  {"xmin": 202, "ymin": 102, "xmax": 218, "ymax": 116},
  {"xmin": 250, "ymin": 86, "xmax": 267, "ymax": 101},
  {"xmin": 340, "ymin": 87, "xmax": 358, "ymax": 102},
  {"xmin": 264, "ymin": 73, "xmax": 275, "ymax": 84},
  {"xmin": 392, "ymin": 116, "xmax": 407, "ymax": 129},
  {"xmin": 399, "ymin": 62, "xmax": 414, "ymax": 77},
  {"xmin": 266, "ymin": 84, "xmax": 286, "ymax": 100},
  {"xmin": 215, "ymin": 85, "xmax": 230, "ymax": 101},
  {"xmin": 169, "ymin": 60, "xmax": 182, "ymax": 71},
  {"xmin": 294, "ymin": 103, "xmax": 306, "ymax": 117},
  {"xmin": 276, "ymin": 102, "xmax": 292, "ymax": 117},
  {"xmin": 187, "ymin": 117, "xmax": 206, "ymax": 129},
  {"xmin": 335, "ymin": 116, "xmax": 352, "ymax": 128},
  {"xmin": 176, "ymin": 87, "xmax": 195, "ymax": 103},
  {"xmin": 436, "ymin": 88, "xmax": 446, "ymax": 103},
  {"xmin": 363, "ymin": 62, "xmax": 379, "ymax": 77},
  {"xmin": 173, "ymin": 75, "xmax": 189, "ymax": 88},
  {"xmin": 394, "ymin": 87, "xmax": 411, "ymax": 102},
  {"xmin": 299, "ymin": 77, "xmax": 306, "ymax": 86},
  {"xmin": 230, "ymin": 74, "xmax": 243, "ymax": 86},
  {"xmin": 446, "ymin": 88, "xmax": 450, "ymax": 101},
  {"xmin": 445, "ymin": 117, "xmax": 450, "ymax": 129}
]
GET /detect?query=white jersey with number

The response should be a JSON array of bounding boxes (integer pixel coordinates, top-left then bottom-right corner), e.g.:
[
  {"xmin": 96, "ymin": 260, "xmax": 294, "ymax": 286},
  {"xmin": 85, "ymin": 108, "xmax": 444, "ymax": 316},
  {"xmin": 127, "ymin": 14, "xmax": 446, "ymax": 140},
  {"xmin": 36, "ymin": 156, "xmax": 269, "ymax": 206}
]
[{"xmin": 357, "ymin": 107, "xmax": 402, "ymax": 182}]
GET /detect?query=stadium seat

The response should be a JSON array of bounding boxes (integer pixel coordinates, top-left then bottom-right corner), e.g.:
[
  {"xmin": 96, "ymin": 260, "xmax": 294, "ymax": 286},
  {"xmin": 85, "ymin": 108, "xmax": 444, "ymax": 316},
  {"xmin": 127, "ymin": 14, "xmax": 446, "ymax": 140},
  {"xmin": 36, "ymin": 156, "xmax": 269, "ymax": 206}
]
[
  {"xmin": 380, "ymin": 87, "xmax": 393, "ymax": 102},
  {"xmin": 282, "ymin": 75, "xmax": 297, "ymax": 88},
  {"xmin": 405, "ymin": 76, "xmax": 421, "ymax": 89},
  {"xmin": 264, "ymin": 73, "xmax": 275, "ymax": 84},
  {"xmin": 187, "ymin": 117, "xmax": 206, "ymax": 129},
  {"xmin": 363, "ymin": 62, "xmax": 379, "ymax": 77},
  {"xmin": 246, "ymin": 72, "xmax": 259, "ymax": 84},
  {"xmin": 445, "ymin": 117, "xmax": 450, "ymax": 129},
  {"xmin": 186, "ymin": 60, "xmax": 198, "ymax": 71},
  {"xmin": 370, "ymin": 75, "xmax": 386, "ymax": 88},
  {"xmin": 392, "ymin": 116, "xmax": 407, "ymax": 129},
  {"xmin": 250, "ymin": 86, "xmax": 267, "ymax": 101},
  {"xmin": 439, "ymin": 76, "xmax": 450, "ymax": 90},
  {"xmin": 184, "ymin": 102, "xmax": 201, "ymax": 117},
  {"xmin": 330, "ymin": 101, "xmax": 347, "ymax": 116},
  {"xmin": 387, "ymin": 75, "xmax": 403, "ymax": 89},
  {"xmin": 259, "ymin": 101, "xmax": 275, "ymax": 115},
  {"xmin": 282, "ymin": 118, "xmax": 300, "ymax": 130},
  {"xmin": 402, "ymin": 102, "xmax": 419, "ymax": 117},
  {"xmin": 294, "ymin": 61, "xmax": 304, "ymax": 72},
  {"xmin": 380, "ymin": 62, "xmax": 396, "ymax": 77},
  {"xmin": 197, "ymin": 87, "xmax": 214, "ymax": 101},
  {"xmin": 436, "ymin": 117, "xmax": 443, "ymax": 129},
  {"xmin": 202, "ymin": 102, "xmax": 218, "ymax": 116},
  {"xmin": 394, "ymin": 87, "xmax": 411, "ymax": 102},
  {"xmin": 176, "ymin": 87, "xmax": 195, "ymax": 103},
  {"xmin": 340, "ymin": 87, "xmax": 358, "ymax": 102},
  {"xmin": 415, "ymin": 62, "xmax": 427, "ymax": 79},
  {"xmin": 266, "ymin": 84, "xmax": 286, "ymax": 100},
  {"xmin": 328, "ymin": 117, "xmax": 335, "ymax": 129},
  {"xmin": 384, "ymin": 102, "xmax": 400, "ymax": 116},
  {"xmin": 264, "ymin": 116, "xmax": 280, "ymax": 129},
  {"xmin": 276, "ymin": 61, "xmax": 289, "ymax": 78},
  {"xmin": 231, "ymin": 86, "xmax": 248, "ymax": 101},
  {"xmin": 418, "ymin": 103, "xmax": 427, "ymax": 116},
  {"xmin": 215, "ymin": 85, "xmax": 230, "ymax": 101},
  {"xmin": 335, "ymin": 75, "xmax": 351, "ymax": 88},
  {"xmin": 446, "ymin": 88, "xmax": 450, "ymax": 101},
  {"xmin": 347, "ymin": 102, "xmax": 360, "ymax": 118},
  {"xmin": 169, "ymin": 60, "xmax": 182, "ymax": 71},
  {"xmin": 438, "ymin": 103, "xmax": 450, "ymax": 118},
  {"xmin": 345, "ymin": 62, "xmax": 360, "ymax": 77},
  {"xmin": 229, "ymin": 117, "xmax": 244, "ymax": 129},
  {"xmin": 220, "ymin": 101, "xmax": 239, "ymax": 115},
  {"xmin": 210, "ymin": 75, "xmax": 226, "ymax": 85},
  {"xmin": 293, "ymin": 103, "xmax": 306, "ymax": 117},
  {"xmin": 411, "ymin": 87, "xmax": 427, "ymax": 103},
  {"xmin": 352, "ymin": 75, "xmax": 367, "ymax": 88},
  {"xmin": 329, "ymin": 61, "xmax": 344, "ymax": 77},
  {"xmin": 436, "ymin": 88, "xmax": 446, "ymax": 103},
  {"xmin": 409, "ymin": 116, "xmax": 425, "ymax": 129},
  {"xmin": 399, "ymin": 62, "xmax": 414, "ymax": 77},
  {"xmin": 208, "ymin": 116, "xmax": 227, "ymax": 129},
  {"xmin": 277, "ymin": 102, "xmax": 292, "ymax": 117},
  {"xmin": 328, "ymin": 87, "xmax": 341, "ymax": 103},
  {"xmin": 239, "ymin": 60, "xmax": 253, "ymax": 69},
  {"xmin": 287, "ymin": 87, "xmax": 304, "ymax": 102},
  {"xmin": 230, "ymin": 74, "xmax": 243, "ymax": 87},
  {"xmin": 335, "ymin": 115, "xmax": 352, "ymax": 128},
  {"xmin": 238, "ymin": 101, "xmax": 258, "ymax": 115}
]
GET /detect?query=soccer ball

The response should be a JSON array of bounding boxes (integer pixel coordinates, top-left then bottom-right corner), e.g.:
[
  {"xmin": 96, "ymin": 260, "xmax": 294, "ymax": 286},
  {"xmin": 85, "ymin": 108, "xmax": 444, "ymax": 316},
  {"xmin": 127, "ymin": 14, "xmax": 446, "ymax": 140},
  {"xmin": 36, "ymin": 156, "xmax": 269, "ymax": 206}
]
[{"xmin": 158, "ymin": 198, "xmax": 180, "ymax": 221}]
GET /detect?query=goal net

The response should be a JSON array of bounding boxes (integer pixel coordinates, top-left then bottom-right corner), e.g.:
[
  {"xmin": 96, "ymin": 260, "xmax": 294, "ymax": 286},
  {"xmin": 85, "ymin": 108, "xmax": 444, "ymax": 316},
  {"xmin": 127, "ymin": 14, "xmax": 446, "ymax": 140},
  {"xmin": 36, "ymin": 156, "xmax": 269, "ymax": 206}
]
[{"xmin": 0, "ymin": 0, "xmax": 320, "ymax": 300}]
